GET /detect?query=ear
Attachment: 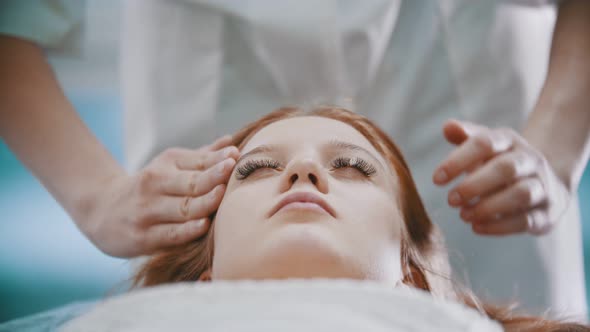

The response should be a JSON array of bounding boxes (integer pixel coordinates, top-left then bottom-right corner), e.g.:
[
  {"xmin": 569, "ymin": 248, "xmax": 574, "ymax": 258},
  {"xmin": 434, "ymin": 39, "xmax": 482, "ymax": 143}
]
[{"xmin": 198, "ymin": 268, "xmax": 212, "ymax": 282}]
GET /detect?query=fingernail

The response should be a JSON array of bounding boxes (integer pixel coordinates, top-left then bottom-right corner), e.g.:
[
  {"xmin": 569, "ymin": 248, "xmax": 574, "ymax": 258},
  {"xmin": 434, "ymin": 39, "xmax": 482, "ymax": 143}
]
[
  {"xmin": 434, "ymin": 170, "xmax": 448, "ymax": 183},
  {"xmin": 449, "ymin": 191, "xmax": 462, "ymax": 205}
]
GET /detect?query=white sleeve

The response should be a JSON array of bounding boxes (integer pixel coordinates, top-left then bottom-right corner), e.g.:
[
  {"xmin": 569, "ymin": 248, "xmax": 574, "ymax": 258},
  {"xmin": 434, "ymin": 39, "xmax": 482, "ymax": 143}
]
[{"xmin": 0, "ymin": 0, "xmax": 86, "ymax": 55}]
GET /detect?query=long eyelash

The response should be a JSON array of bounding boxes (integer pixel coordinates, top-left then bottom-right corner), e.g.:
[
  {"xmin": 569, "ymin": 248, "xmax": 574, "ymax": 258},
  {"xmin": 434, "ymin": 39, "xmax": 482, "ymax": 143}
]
[
  {"xmin": 236, "ymin": 159, "xmax": 281, "ymax": 180},
  {"xmin": 332, "ymin": 157, "xmax": 377, "ymax": 177}
]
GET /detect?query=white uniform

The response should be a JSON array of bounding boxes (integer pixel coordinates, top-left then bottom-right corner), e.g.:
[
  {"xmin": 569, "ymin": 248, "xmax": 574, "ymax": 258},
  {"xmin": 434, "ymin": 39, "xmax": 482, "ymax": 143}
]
[
  {"xmin": 121, "ymin": 0, "xmax": 586, "ymax": 318},
  {"xmin": 1, "ymin": 0, "xmax": 586, "ymax": 319}
]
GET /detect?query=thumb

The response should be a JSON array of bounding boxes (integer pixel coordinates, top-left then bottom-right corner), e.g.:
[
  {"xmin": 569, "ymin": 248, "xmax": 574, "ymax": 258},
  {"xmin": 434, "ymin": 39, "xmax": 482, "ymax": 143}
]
[{"xmin": 442, "ymin": 119, "xmax": 479, "ymax": 146}]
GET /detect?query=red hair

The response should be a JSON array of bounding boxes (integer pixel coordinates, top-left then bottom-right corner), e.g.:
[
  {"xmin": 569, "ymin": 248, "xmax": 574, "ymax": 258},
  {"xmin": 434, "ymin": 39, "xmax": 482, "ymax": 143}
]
[{"xmin": 133, "ymin": 107, "xmax": 588, "ymax": 331}]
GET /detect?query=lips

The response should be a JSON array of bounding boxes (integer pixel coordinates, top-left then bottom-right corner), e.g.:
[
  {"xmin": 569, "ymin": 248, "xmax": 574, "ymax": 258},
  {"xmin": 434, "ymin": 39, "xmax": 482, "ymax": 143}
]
[{"xmin": 269, "ymin": 192, "xmax": 336, "ymax": 218}]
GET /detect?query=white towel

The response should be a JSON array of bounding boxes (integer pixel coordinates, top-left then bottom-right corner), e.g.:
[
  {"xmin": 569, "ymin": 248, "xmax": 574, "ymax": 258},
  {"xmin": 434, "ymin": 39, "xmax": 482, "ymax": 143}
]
[{"xmin": 62, "ymin": 279, "xmax": 502, "ymax": 332}]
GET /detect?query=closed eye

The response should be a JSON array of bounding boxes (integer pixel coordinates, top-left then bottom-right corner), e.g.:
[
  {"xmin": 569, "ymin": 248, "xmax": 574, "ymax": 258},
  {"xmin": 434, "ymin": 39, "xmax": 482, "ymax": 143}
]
[
  {"xmin": 235, "ymin": 156, "xmax": 377, "ymax": 180},
  {"xmin": 235, "ymin": 159, "xmax": 281, "ymax": 180},
  {"xmin": 331, "ymin": 157, "xmax": 377, "ymax": 177}
]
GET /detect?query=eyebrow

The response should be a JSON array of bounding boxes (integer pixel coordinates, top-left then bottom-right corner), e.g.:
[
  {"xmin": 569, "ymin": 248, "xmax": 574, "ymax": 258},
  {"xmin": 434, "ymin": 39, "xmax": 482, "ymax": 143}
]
[{"xmin": 237, "ymin": 139, "xmax": 384, "ymax": 169}]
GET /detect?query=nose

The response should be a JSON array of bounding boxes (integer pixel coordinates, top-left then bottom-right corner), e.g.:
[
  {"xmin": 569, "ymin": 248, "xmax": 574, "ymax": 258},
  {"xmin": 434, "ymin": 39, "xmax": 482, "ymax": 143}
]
[{"xmin": 280, "ymin": 158, "xmax": 329, "ymax": 194}]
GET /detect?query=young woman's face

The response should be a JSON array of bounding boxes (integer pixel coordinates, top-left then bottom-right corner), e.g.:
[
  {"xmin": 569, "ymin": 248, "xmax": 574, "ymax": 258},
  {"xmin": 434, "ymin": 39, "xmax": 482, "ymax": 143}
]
[{"xmin": 211, "ymin": 117, "xmax": 405, "ymax": 283}]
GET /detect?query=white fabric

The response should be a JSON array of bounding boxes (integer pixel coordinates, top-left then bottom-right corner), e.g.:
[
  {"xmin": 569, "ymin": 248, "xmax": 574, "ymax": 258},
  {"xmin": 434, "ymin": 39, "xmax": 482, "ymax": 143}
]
[
  {"xmin": 0, "ymin": 0, "xmax": 85, "ymax": 56},
  {"xmin": 61, "ymin": 280, "xmax": 503, "ymax": 332},
  {"xmin": 120, "ymin": 0, "xmax": 586, "ymax": 319}
]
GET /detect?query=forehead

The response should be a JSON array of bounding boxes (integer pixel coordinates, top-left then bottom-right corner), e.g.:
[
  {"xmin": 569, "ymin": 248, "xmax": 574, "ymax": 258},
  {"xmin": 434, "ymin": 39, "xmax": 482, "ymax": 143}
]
[{"xmin": 242, "ymin": 116, "xmax": 379, "ymax": 156}]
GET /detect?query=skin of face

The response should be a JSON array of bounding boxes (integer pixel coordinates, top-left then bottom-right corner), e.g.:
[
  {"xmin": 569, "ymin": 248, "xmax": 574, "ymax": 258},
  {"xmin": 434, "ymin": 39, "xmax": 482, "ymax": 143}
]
[{"xmin": 210, "ymin": 116, "xmax": 405, "ymax": 284}]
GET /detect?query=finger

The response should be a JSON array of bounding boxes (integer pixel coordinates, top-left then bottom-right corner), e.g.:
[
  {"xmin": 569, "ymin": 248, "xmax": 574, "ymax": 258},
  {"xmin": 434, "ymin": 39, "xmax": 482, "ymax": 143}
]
[
  {"xmin": 143, "ymin": 218, "xmax": 211, "ymax": 251},
  {"xmin": 449, "ymin": 150, "xmax": 538, "ymax": 207},
  {"xmin": 465, "ymin": 160, "xmax": 484, "ymax": 174},
  {"xmin": 142, "ymin": 184, "xmax": 226, "ymax": 223},
  {"xmin": 176, "ymin": 145, "xmax": 239, "ymax": 170},
  {"xmin": 433, "ymin": 129, "xmax": 513, "ymax": 185},
  {"xmin": 526, "ymin": 208, "xmax": 552, "ymax": 235},
  {"xmin": 459, "ymin": 177, "xmax": 546, "ymax": 223},
  {"xmin": 163, "ymin": 158, "xmax": 236, "ymax": 196},
  {"xmin": 471, "ymin": 216, "xmax": 528, "ymax": 236},
  {"xmin": 442, "ymin": 119, "xmax": 482, "ymax": 145},
  {"xmin": 207, "ymin": 134, "xmax": 233, "ymax": 151}
]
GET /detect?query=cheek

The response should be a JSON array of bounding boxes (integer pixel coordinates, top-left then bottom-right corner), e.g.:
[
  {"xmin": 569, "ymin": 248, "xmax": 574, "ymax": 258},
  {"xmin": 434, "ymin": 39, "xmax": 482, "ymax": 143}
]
[
  {"xmin": 211, "ymin": 192, "xmax": 253, "ymax": 276},
  {"xmin": 214, "ymin": 193, "xmax": 250, "ymax": 240},
  {"xmin": 335, "ymin": 187, "xmax": 403, "ymax": 282},
  {"xmin": 213, "ymin": 182, "xmax": 271, "ymax": 247},
  {"xmin": 339, "ymin": 186, "xmax": 403, "ymax": 239},
  {"xmin": 372, "ymin": 196, "xmax": 403, "ymax": 236}
]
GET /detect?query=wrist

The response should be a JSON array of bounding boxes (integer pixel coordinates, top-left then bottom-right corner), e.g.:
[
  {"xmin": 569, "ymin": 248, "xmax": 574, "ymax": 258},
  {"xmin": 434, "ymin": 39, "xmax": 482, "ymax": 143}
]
[
  {"xmin": 522, "ymin": 114, "xmax": 578, "ymax": 192},
  {"xmin": 70, "ymin": 170, "xmax": 127, "ymax": 234}
]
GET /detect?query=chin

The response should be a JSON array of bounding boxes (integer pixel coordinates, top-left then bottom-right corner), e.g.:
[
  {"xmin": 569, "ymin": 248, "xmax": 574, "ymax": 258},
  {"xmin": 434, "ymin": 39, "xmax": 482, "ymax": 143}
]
[{"xmin": 245, "ymin": 225, "xmax": 362, "ymax": 280}]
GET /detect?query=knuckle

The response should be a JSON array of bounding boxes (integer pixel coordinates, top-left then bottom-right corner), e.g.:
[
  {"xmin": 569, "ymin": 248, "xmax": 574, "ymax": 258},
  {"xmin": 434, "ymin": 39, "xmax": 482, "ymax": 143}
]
[
  {"xmin": 441, "ymin": 160, "xmax": 456, "ymax": 176},
  {"xmin": 167, "ymin": 227, "xmax": 181, "ymax": 244},
  {"xmin": 138, "ymin": 169, "xmax": 160, "ymax": 191},
  {"xmin": 194, "ymin": 154, "xmax": 208, "ymax": 170},
  {"xmin": 187, "ymin": 172, "xmax": 199, "ymax": 195},
  {"xmin": 180, "ymin": 196, "xmax": 192, "ymax": 217},
  {"xmin": 135, "ymin": 194, "xmax": 150, "ymax": 212},
  {"xmin": 135, "ymin": 195, "xmax": 159, "ymax": 222},
  {"xmin": 456, "ymin": 183, "xmax": 475, "ymax": 199},
  {"xmin": 472, "ymin": 134, "xmax": 494, "ymax": 154},
  {"xmin": 137, "ymin": 205, "xmax": 155, "ymax": 223},
  {"xmin": 495, "ymin": 157, "xmax": 518, "ymax": 179},
  {"xmin": 515, "ymin": 184, "xmax": 533, "ymax": 205}
]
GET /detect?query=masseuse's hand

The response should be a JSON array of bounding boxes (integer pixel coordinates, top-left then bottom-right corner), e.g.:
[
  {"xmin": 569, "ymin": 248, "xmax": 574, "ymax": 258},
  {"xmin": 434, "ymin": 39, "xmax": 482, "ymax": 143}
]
[
  {"xmin": 84, "ymin": 135, "xmax": 239, "ymax": 257},
  {"xmin": 432, "ymin": 120, "xmax": 570, "ymax": 236}
]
